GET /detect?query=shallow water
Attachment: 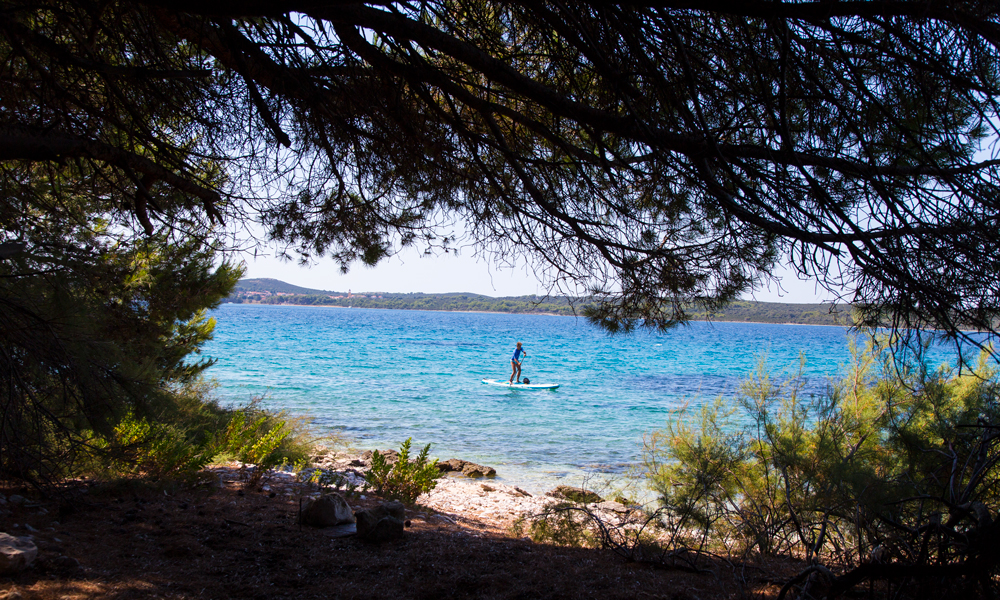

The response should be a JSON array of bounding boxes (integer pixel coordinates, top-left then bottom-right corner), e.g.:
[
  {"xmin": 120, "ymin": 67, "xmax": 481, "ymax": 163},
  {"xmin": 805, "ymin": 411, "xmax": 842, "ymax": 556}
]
[{"xmin": 202, "ymin": 304, "xmax": 962, "ymax": 494}]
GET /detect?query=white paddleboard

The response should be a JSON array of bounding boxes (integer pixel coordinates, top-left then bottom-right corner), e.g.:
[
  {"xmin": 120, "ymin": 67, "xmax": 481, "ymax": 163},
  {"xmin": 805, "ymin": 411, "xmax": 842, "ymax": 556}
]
[{"xmin": 482, "ymin": 378, "xmax": 559, "ymax": 390}]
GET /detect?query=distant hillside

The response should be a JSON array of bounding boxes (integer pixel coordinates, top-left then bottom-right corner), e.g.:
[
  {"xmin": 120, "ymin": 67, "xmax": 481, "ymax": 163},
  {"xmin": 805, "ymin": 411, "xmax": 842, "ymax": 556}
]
[
  {"xmin": 234, "ymin": 278, "xmax": 334, "ymax": 295},
  {"xmin": 226, "ymin": 279, "xmax": 851, "ymax": 325},
  {"xmin": 692, "ymin": 300, "xmax": 852, "ymax": 326},
  {"xmin": 229, "ymin": 279, "xmax": 577, "ymax": 315}
]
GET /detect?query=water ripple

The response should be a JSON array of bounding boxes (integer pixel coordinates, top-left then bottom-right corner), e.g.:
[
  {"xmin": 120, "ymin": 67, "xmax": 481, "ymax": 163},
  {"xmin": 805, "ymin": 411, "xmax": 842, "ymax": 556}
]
[{"xmin": 203, "ymin": 304, "xmax": 963, "ymax": 494}]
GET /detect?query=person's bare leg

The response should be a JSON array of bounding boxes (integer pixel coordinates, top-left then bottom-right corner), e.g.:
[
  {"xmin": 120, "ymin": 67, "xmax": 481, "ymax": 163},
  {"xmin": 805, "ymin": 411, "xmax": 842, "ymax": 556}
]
[{"xmin": 509, "ymin": 360, "xmax": 517, "ymax": 383}]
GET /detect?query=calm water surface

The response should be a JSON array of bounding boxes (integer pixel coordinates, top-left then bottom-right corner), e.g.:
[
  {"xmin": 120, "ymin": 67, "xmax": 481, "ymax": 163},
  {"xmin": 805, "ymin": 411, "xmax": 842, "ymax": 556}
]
[{"xmin": 202, "ymin": 304, "xmax": 961, "ymax": 493}]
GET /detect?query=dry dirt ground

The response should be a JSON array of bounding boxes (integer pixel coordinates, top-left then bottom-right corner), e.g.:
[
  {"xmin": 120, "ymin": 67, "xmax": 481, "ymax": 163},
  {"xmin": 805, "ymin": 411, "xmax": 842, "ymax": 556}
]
[{"xmin": 0, "ymin": 472, "xmax": 794, "ymax": 600}]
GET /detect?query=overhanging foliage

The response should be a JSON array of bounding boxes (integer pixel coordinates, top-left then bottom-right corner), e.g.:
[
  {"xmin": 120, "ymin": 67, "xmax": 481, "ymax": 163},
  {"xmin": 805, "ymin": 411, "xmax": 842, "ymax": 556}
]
[{"xmin": 3, "ymin": 1, "xmax": 1000, "ymax": 345}]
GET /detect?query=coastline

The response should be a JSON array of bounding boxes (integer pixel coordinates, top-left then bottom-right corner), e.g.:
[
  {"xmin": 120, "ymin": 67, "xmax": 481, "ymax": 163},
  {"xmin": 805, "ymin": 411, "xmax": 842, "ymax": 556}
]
[
  {"xmin": 229, "ymin": 300, "xmax": 988, "ymax": 333},
  {"xmin": 226, "ymin": 278, "xmax": 852, "ymax": 326},
  {"xmin": 297, "ymin": 448, "xmax": 639, "ymax": 531},
  {"xmin": 323, "ymin": 436, "xmax": 634, "ymax": 499},
  {"xmin": 223, "ymin": 300, "xmax": 850, "ymax": 327},
  {"xmin": 224, "ymin": 301, "xmax": 571, "ymax": 318}
]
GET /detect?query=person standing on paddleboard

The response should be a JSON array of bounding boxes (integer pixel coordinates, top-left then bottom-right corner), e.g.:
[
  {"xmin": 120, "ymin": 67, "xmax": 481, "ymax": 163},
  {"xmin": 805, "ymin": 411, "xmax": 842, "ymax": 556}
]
[{"xmin": 509, "ymin": 342, "xmax": 527, "ymax": 384}]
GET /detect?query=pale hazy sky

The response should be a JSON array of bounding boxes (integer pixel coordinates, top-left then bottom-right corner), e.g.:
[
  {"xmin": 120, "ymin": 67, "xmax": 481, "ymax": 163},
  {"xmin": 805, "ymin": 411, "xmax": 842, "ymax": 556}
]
[{"xmin": 240, "ymin": 245, "xmax": 840, "ymax": 304}]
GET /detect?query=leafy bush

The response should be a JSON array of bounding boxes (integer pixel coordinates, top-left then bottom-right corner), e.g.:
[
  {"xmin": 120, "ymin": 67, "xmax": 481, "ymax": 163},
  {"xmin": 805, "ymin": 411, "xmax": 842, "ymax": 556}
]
[
  {"xmin": 81, "ymin": 385, "xmax": 313, "ymax": 486},
  {"xmin": 364, "ymin": 438, "xmax": 441, "ymax": 504},
  {"xmin": 90, "ymin": 412, "xmax": 214, "ymax": 481},
  {"xmin": 645, "ymin": 342, "xmax": 1000, "ymax": 597},
  {"xmin": 217, "ymin": 407, "xmax": 292, "ymax": 487}
]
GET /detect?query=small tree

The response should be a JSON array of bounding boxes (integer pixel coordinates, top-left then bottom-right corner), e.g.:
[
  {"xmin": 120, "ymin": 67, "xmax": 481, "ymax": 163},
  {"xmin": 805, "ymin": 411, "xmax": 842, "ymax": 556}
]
[
  {"xmin": 365, "ymin": 438, "xmax": 441, "ymax": 505},
  {"xmin": 646, "ymin": 342, "xmax": 1000, "ymax": 597}
]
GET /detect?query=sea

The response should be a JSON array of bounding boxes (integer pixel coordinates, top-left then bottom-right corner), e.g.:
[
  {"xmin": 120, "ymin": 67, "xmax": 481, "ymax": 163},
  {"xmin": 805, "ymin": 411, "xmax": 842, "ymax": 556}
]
[{"xmin": 201, "ymin": 303, "xmax": 969, "ymax": 494}]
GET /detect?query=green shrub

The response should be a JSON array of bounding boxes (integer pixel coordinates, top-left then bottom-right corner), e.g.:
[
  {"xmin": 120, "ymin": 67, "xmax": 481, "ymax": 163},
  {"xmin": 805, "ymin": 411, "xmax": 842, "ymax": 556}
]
[
  {"xmin": 364, "ymin": 438, "xmax": 441, "ymax": 504},
  {"xmin": 217, "ymin": 408, "xmax": 292, "ymax": 487},
  {"xmin": 80, "ymin": 384, "xmax": 315, "ymax": 486},
  {"xmin": 89, "ymin": 411, "xmax": 214, "ymax": 481},
  {"xmin": 645, "ymin": 341, "xmax": 1000, "ymax": 595},
  {"xmin": 644, "ymin": 396, "xmax": 747, "ymax": 550},
  {"xmin": 167, "ymin": 387, "xmax": 315, "ymax": 468}
]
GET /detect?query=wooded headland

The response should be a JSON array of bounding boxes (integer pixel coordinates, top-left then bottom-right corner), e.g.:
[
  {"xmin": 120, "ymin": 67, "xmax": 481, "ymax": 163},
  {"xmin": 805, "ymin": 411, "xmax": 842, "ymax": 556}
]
[{"xmin": 228, "ymin": 279, "xmax": 852, "ymax": 326}]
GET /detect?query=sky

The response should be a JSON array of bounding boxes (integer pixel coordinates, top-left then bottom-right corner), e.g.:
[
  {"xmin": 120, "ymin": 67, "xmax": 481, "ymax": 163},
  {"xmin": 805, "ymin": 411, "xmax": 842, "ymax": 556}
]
[{"xmin": 239, "ymin": 244, "xmax": 841, "ymax": 304}]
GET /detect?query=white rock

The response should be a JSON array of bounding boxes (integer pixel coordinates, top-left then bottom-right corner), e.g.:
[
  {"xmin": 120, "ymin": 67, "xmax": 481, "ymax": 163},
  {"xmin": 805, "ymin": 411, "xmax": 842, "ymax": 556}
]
[
  {"xmin": 301, "ymin": 493, "xmax": 355, "ymax": 527},
  {"xmin": 0, "ymin": 533, "xmax": 37, "ymax": 575}
]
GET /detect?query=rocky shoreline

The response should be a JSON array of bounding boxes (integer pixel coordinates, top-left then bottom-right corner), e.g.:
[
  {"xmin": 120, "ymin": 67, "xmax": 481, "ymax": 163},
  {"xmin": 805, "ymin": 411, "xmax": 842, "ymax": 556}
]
[{"xmin": 298, "ymin": 448, "xmax": 633, "ymax": 532}]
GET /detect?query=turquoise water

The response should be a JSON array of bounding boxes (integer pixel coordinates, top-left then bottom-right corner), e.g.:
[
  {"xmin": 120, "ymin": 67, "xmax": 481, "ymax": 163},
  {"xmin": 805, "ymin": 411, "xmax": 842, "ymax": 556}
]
[{"xmin": 202, "ymin": 304, "xmax": 961, "ymax": 493}]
